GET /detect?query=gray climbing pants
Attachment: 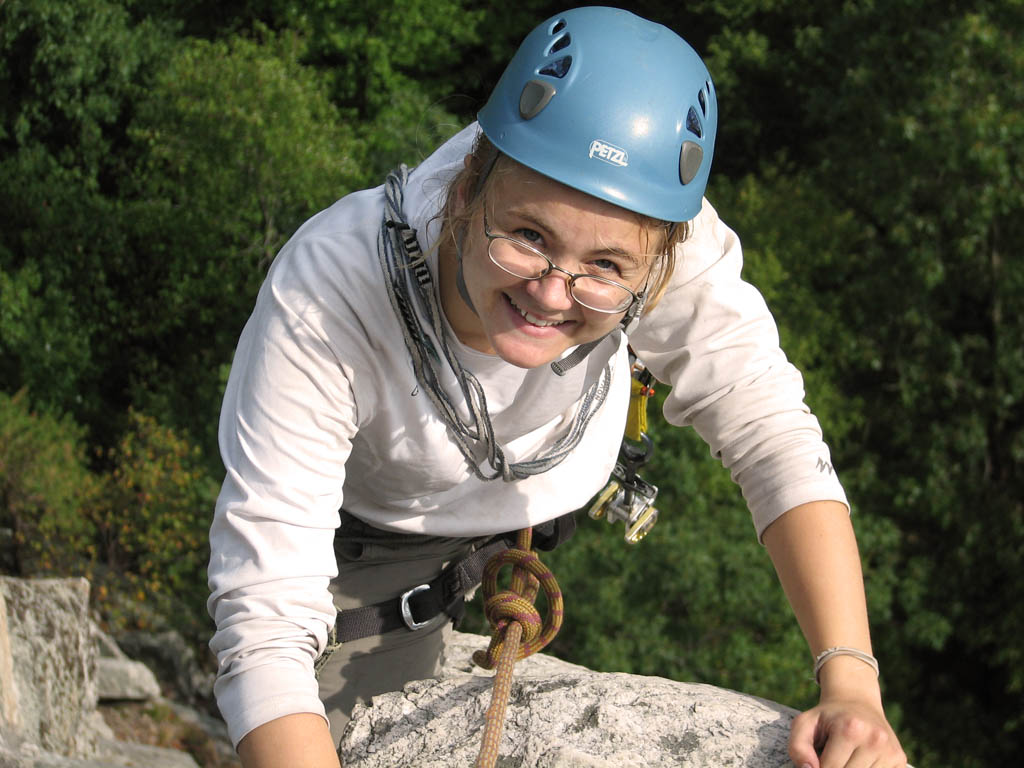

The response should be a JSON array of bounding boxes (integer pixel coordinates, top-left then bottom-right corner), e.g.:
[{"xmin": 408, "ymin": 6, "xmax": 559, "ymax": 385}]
[{"xmin": 317, "ymin": 511, "xmax": 492, "ymax": 747}]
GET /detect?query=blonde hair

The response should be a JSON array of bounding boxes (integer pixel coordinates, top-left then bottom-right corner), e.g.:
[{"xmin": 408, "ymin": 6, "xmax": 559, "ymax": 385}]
[{"xmin": 437, "ymin": 134, "xmax": 690, "ymax": 314}]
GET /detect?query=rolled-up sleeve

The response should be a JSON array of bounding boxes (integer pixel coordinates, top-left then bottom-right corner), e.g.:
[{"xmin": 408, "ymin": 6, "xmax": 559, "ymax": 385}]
[
  {"xmin": 630, "ymin": 199, "xmax": 848, "ymax": 539},
  {"xmin": 207, "ymin": 237, "xmax": 362, "ymax": 747}
]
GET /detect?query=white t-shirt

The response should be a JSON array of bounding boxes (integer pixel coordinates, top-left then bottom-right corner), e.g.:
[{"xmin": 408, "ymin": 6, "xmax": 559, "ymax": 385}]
[{"xmin": 207, "ymin": 123, "xmax": 847, "ymax": 746}]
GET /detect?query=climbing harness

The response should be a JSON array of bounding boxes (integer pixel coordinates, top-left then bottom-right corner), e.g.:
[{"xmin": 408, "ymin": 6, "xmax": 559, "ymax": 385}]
[
  {"xmin": 588, "ymin": 357, "xmax": 661, "ymax": 543},
  {"xmin": 378, "ymin": 166, "xmax": 613, "ymax": 482},
  {"xmin": 472, "ymin": 528, "xmax": 563, "ymax": 768},
  {"xmin": 328, "ymin": 538, "xmax": 509, "ymax": 643},
  {"xmin": 327, "ymin": 513, "xmax": 574, "ymax": 644}
]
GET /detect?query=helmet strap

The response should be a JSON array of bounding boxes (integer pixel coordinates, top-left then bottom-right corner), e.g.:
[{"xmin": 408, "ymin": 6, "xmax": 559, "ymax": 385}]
[
  {"xmin": 454, "ymin": 229, "xmax": 478, "ymax": 316},
  {"xmin": 453, "ymin": 141, "xmax": 501, "ymax": 318},
  {"xmin": 621, "ymin": 290, "xmax": 646, "ymax": 334}
]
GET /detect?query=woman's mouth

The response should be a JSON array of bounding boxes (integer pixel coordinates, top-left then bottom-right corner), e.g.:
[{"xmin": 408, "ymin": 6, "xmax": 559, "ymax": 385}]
[{"xmin": 507, "ymin": 295, "xmax": 565, "ymax": 327}]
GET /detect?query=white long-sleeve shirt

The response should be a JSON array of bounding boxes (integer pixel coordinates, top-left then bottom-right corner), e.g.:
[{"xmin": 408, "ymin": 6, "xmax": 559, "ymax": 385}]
[{"xmin": 207, "ymin": 123, "xmax": 847, "ymax": 746}]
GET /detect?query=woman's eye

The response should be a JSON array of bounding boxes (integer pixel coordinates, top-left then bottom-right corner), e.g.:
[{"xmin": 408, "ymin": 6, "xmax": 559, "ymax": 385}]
[
  {"xmin": 515, "ymin": 228, "xmax": 543, "ymax": 245},
  {"xmin": 590, "ymin": 258, "xmax": 621, "ymax": 275}
]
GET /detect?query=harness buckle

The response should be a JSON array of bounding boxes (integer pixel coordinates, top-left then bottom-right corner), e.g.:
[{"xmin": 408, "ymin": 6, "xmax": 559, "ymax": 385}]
[{"xmin": 400, "ymin": 584, "xmax": 433, "ymax": 630}]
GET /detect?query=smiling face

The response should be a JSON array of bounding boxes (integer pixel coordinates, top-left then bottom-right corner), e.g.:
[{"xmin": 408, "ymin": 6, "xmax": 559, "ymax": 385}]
[{"xmin": 440, "ymin": 161, "xmax": 662, "ymax": 369}]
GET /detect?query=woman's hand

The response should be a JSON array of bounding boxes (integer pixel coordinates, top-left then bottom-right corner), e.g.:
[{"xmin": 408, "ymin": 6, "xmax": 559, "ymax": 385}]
[
  {"xmin": 789, "ymin": 655, "xmax": 906, "ymax": 768},
  {"xmin": 790, "ymin": 694, "xmax": 906, "ymax": 767}
]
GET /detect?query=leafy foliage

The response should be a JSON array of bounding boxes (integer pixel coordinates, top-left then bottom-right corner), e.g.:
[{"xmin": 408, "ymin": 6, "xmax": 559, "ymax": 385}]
[
  {"xmin": 0, "ymin": 392, "xmax": 217, "ymax": 643},
  {"xmin": 85, "ymin": 410, "xmax": 219, "ymax": 639},
  {"xmin": 0, "ymin": 0, "xmax": 172, "ymax": 440},
  {"xmin": 542, "ymin": 419, "xmax": 818, "ymax": 710},
  {"xmin": 0, "ymin": 390, "xmax": 94, "ymax": 576},
  {"xmin": 120, "ymin": 27, "xmax": 365, "ymax": 455}
]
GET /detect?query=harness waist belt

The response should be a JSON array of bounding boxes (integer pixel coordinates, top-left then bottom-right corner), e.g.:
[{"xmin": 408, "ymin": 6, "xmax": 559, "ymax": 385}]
[
  {"xmin": 331, "ymin": 512, "xmax": 576, "ymax": 643},
  {"xmin": 332, "ymin": 538, "xmax": 509, "ymax": 643}
]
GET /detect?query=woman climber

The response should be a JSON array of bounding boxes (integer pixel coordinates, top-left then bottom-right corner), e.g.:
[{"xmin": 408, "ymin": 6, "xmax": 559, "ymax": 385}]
[{"xmin": 207, "ymin": 7, "xmax": 908, "ymax": 768}]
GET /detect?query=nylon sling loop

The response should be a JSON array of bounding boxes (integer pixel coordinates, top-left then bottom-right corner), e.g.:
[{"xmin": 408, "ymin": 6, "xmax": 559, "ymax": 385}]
[
  {"xmin": 473, "ymin": 528, "xmax": 563, "ymax": 767},
  {"xmin": 378, "ymin": 166, "xmax": 614, "ymax": 482}
]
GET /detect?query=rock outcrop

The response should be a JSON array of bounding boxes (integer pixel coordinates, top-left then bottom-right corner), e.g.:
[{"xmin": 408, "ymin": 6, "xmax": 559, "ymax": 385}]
[
  {"xmin": 0, "ymin": 578, "xmax": 99, "ymax": 758},
  {"xmin": 94, "ymin": 631, "xmax": 162, "ymax": 704},
  {"xmin": 339, "ymin": 630, "xmax": 798, "ymax": 767},
  {"xmin": 0, "ymin": 577, "xmax": 203, "ymax": 768},
  {"xmin": 4, "ymin": 578, "xmax": 906, "ymax": 768}
]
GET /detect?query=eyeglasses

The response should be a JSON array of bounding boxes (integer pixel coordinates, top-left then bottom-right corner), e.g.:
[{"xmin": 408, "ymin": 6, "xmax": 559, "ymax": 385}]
[{"xmin": 482, "ymin": 209, "xmax": 642, "ymax": 314}]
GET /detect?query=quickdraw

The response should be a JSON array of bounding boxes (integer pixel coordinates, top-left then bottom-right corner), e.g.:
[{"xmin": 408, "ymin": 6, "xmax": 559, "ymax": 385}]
[{"xmin": 588, "ymin": 356, "xmax": 661, "ymax": 543}]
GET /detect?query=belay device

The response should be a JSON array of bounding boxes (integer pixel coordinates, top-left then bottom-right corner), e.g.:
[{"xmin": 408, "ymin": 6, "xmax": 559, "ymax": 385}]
[{"xmin": 588, "ymin": 356, "xmax": 660, "ymax": 543}]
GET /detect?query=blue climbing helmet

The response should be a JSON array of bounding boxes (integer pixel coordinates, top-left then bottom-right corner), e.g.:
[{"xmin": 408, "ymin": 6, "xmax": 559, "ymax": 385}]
[{"xmin": 477, "ymin": 7, "xmax": 717, "ymax": 224}]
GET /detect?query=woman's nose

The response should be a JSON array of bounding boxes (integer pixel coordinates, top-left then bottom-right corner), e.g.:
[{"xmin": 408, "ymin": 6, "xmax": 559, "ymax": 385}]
[{"xmin": 525, "ymin": 269, "xmax": 575, "ymax": 309}]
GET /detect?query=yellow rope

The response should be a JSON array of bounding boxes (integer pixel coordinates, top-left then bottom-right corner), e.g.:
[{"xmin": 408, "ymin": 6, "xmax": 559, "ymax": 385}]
[
  {"xmin": 473, "ymin": 528, "xmax": 563, "ymax": 767},
  {"xmin": 474, "ymin": 621, "xmax": 523, "ymax": 767}
]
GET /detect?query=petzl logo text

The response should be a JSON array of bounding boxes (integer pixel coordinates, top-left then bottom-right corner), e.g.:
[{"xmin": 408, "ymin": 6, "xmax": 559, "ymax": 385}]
[{"xmin": 588, "ymin": 140, "xmax": 629, "ymax": 167}]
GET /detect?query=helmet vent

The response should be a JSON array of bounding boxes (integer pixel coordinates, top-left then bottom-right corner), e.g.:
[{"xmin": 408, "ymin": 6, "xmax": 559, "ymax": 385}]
[
  {"xmin": 539, "ymin": 55, "xmax": 572, "ymax": 78},
  {"xmin": 520, "ymin": 79, "xmax": 557, "ymax": 120},
  {"xmin": 549, "ymin": 33, "xmax": 571, "ymax": 54},
  {"xmin": 680, "ymin": 141, "xmax": 704, "ymax": 185},
  {"xmin": 551, "ymin": 19, "xmax": 567, "ymax": 34},
  {"xmin": 686, "ymin": 106, "xmax": 703, "ymax": 138},
  {"xmin": 698, "ymin": 88, "xmax": 707, "ymax": 116}
]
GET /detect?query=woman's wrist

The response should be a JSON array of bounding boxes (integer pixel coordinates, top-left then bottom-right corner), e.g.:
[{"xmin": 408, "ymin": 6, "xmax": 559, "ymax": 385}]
[
  {"xmin": 816, "ymin": 653, "xmax": 884, "ymax": 705},
  {"xmin": 813, "ymin": 645, "xmax": 879, "ymax": 684}
]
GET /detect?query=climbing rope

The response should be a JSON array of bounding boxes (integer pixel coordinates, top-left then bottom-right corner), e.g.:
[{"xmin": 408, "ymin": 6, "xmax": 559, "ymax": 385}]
[{"xmin": 473, "ymin": 528, "xmax": 563, "ymax": 767}]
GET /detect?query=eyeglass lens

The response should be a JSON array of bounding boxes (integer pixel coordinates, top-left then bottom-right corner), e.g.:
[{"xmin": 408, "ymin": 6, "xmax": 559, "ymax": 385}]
[{"xmin": 488, "ymin": 238, "xmax": 634, "ymax": 312}]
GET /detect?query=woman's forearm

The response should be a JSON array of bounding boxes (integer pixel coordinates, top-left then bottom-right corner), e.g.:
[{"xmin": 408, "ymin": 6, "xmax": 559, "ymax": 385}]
[
  {"xmin": 762, "ymin": 500, "xmax": 882, "ymax": 703},
  {"xmin": 238, "ymin": 713, "xmax": 341, "ymax": 768}
]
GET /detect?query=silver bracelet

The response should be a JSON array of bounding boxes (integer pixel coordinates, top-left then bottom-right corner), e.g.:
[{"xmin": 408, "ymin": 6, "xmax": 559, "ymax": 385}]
[{"xmin": 813, "ymin": 646, "xmax": 880, "ymax": 684}]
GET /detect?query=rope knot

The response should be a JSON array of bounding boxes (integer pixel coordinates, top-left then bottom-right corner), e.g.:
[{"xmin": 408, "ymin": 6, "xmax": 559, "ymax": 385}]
[
  {"xmin": 483, "ymin": 589, "xmax": 543, "ymax": 643},
  {"xmin": 472, "ymin": 528, "xmax": 563, "ymax": 670}
]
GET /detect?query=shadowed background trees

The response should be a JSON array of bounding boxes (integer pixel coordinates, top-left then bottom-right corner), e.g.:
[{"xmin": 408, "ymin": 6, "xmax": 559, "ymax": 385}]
[{"xmin": 1, "ymin": 2, "xmax": 1020, "ymax": 766}]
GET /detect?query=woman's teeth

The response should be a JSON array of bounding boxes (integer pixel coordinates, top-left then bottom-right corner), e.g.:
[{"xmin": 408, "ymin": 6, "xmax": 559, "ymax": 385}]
[{"xmin": 510, "ymin": 297, "xmax": 561, "ymax": 327}]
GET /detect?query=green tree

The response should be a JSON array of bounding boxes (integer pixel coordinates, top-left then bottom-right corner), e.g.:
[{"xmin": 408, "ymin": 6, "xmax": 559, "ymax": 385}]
[
  {"xmin": 269, "ymin": 0, "xmax": 487, "ymax": 180},
  {"xmin": 122, "ymin": 28, "xmax": 364, "ymax": 455},
  {"xmin": 0, "ymin": 6, "xmax": 368, "ymax": 462},
  {"xmin": 129, "ymin": 1, "xmax": 493, "ymax": 180},
  {"xmin": 806, "ymin": 9, "xmax": 1024, "ymax": 765},
  {"xmin": 0, "ymin": 0, "xmax": 173, "ymax": 437}
]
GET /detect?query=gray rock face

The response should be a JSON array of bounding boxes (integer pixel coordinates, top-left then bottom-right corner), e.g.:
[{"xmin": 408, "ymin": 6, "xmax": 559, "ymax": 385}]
[
  {"xmin": 93, "ymin": 628, "xmax": 161, "ymax": 704},
  {"xmin": 112, "ymin": 632, "xmax": 213, "ymax": 705},
  {"xmin": 0, "ymin": 738, "xmax": 200, "ymax": 768},
  {"xmin": 0, "ymin": 578, "xmax": 97, "ymax": 756},
  {"xmin": 95, "ymin": 659, "xmax": 161, "ymax": 704},
  {"xmin": 0, "ymin": 578, "xmax": 212, "ymax": 768},
  {"xmin": 340, "ymin": 631, "xmax": 797, "ymax": 767}
]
